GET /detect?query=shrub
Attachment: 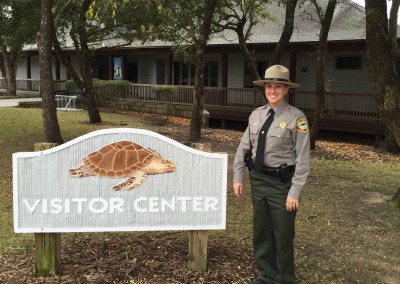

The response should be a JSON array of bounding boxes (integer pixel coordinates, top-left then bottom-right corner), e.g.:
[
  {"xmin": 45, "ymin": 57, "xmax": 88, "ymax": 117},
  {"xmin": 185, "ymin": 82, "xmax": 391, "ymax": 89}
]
[
  {"xmin": 93, "ymin": 79, "xmax": 131, "ymax": 101},
  {"xmin": 152, "ymin": 85, "xmax": 177, "ymax": 102},
  {"xmin": 64, "ymin": 79, "xmax": 132, "ymax": 101},
  {"xmin": 65, "ymin": 80, "xmax": 82, "ymax": 97}
]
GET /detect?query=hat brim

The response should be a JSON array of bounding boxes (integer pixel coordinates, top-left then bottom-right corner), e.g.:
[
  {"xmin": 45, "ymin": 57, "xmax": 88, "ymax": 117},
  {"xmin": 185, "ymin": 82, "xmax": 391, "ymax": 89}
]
[{"xmin": 253, "ymin": 79, "xmax": 300, "ymax": 89}]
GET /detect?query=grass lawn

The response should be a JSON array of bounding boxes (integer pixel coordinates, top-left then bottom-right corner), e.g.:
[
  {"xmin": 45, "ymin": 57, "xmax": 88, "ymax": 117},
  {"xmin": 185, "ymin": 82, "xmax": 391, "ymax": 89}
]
[{"xmin": 0, "ymin": 107, "xmax": 399, "ymax": 283}]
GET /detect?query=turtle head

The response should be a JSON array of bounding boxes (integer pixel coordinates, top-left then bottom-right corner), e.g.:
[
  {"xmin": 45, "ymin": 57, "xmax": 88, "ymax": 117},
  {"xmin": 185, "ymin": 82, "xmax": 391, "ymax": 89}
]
[{"xmin": 145, "ymin": 157, "xmax": 176, "ymax": 174}]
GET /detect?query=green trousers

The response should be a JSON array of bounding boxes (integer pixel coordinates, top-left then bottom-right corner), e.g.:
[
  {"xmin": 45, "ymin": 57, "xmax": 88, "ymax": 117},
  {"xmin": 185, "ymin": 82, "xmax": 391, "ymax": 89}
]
[{"xmin": 249, "ymin": 170, "xmax": 296, "ymax": 284}]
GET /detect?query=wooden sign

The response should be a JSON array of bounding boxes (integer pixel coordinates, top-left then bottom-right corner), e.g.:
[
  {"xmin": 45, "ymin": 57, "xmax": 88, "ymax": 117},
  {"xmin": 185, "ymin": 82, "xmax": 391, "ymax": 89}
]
[{"xmin": 13, "ymin": 128, "xmax": 227, "ymax": 233}]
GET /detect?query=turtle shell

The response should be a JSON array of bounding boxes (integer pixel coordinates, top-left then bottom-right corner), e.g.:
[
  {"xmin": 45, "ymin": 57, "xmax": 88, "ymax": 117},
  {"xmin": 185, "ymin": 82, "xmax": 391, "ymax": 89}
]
[{"xmin": 83, "ymin": 141, "xmax": 156, "ymax": 178}]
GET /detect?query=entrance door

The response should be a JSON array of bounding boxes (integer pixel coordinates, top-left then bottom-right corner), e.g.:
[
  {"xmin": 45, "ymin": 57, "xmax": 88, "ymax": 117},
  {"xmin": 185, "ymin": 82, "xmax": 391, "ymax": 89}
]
[{"xmin": 126, "ymin": 62, "xmax": 138, "ymax": 83}]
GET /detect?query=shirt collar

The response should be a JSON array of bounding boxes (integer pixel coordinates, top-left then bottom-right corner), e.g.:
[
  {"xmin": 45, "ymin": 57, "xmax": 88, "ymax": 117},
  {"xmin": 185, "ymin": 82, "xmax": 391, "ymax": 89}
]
[{"xmin": 268, "ymin": 101, "xmax": 287, "ymax": 117}]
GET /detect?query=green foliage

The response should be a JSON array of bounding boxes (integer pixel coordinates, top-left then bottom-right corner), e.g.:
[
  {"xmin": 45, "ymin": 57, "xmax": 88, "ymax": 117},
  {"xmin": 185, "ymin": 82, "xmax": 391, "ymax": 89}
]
[
  {"xmin": 64, "ymin": 80, "xmax": 81, "ymax": 96},
  {"xmin": 0, "ymin": 0, "xmax": 40, "ymax": 48},
  {"xmin": 65, "ymin": 79, "xmax": 131, "ymax": 101},
  {"xmin": 152, "ymin": 85, "xmax": 178, "ymax": 115},
  {"xmin": 92, "ymin": 79, "xmax": 131, "ymax": 101},
  {"xmin": 152, "ymin": 85, "xmax": 178, "ymax": 102}
]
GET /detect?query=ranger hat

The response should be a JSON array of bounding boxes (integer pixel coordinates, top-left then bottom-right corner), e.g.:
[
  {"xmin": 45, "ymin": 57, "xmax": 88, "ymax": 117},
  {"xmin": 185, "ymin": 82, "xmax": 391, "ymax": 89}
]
[{"xmin": 253, "ymin": 64, "xmax": 300, "ymax": 88}]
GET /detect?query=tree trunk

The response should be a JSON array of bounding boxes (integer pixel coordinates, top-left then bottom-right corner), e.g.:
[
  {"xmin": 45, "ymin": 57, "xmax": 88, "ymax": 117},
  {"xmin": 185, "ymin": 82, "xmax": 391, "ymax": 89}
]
[
  {"xmin": 78, "ymin": 0, "xmax": 101, "ymax": 123},
  {"xmin": 309, "ymin": 0, "xmax": 337, "ymax": 150},
  {"xmin": 271, "ymin": 0, "xmax": 298, "ymax": 65},
  {"xmin": 190, "ymin": 52, "xmax": 205, "ymax": 141},
  {"xmin": 236, "ymin": 18, "xmax": 260, "ymax": 82},
  {"xmin": 310, "ymin": 48, "xmax": 325, "ymax": 150},
  {"xmin": 81, "ymin": 44, "xmax": 101, "ymax": 123},
  {"xmin": 50, "ymin": 0, "xmax": 101, "ymax": 124},
  {"xmin": 365, "ymin": 0, "xmax": 400, "ymax": 150},
  {"xmin": 376, "ymin": 130, "xmax": 400, "ymax": 153},
  {"xmin": 189, "ymin": 0, "xmax": 217, "ymax": 141},
  {"xmin": 38, "ymin": 0, "xmax": 64, "ymax": 144},
  {"xmin": 0, "ymin": 44, "xmax": 18, "ymax": 96}
]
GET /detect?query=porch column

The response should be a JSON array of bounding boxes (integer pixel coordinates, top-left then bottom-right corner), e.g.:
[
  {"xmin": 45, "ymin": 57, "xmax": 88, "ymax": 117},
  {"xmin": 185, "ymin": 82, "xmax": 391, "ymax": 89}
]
[
  {"xmin": 55, "ymin": 56, "xmax": 61, "ymax": 80},
  {"xmin": 122, "ymin": 55, "xmax": 126, "ymax": 80},
  {"xmin": 222, "ymin": 52, "xmax": 228, "ymax": 87},
  {"xmin": 66, "ymin": 56, "xmax": 71, "ymax": 80},
  {"xmin": 27, "ymin": 55, "xmax": 32, "ymax": 91},
  {"xmin": 168, "ymin": 52, "xmax": 173, "ymax": 85},
  {"xmin": 109, "ymin": 54, "xmax": 113, "ymax": 80},
  {"xmin": 289, "ymin": 52, "xmax": 297, "ymax": 105}
]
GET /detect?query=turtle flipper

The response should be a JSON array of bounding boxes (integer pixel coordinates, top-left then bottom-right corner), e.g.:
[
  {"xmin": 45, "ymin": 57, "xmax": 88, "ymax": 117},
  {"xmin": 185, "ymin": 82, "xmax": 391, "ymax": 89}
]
[
  {"xmin": 69, "ymin": 165, "xmax": 94, "ymax": 177},
  {"xmin": 113, "ymin": 170, "xmax": 148, "ymax": 190}
]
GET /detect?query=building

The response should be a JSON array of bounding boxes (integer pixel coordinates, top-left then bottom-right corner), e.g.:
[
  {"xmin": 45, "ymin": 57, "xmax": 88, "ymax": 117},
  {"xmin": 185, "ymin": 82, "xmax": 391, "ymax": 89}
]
[{"xmin": 0, "ymin": 1, "xmax": 388, "ymax": 135}]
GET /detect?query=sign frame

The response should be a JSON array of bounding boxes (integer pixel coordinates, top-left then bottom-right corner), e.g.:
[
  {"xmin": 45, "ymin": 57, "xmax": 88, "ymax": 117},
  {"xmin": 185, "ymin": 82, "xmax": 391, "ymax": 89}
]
[{"xmin": 13, "ymin": 128, "xmax": 227, "ymax": 233}]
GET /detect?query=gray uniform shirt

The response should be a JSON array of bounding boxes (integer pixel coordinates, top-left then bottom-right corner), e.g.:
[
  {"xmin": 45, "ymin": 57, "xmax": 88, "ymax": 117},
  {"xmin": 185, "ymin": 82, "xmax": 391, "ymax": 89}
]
[{"xmin": 233, "ymin": 101, "xmax": 310, "ymax": 199}]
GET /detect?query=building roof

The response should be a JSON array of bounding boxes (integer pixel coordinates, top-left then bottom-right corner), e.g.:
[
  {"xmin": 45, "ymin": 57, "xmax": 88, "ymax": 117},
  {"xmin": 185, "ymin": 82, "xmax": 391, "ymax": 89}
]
[
  {"xmin": 123, "ymin": 0, "xmax": 369, "ymax": 49},
  {"xmin": 25, "ymin": 0, "xmax": 393, "ymax": 51},
  {"xmin": 208, "ymin": 0, "xmax": 367, "ymax": 45}
]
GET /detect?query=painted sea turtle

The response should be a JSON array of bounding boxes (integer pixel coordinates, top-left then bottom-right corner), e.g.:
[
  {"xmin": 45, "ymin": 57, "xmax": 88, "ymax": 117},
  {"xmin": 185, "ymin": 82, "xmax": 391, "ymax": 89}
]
[{"xmin": 69, "ymin": 141, "xmax": 176, "ymax": 190}]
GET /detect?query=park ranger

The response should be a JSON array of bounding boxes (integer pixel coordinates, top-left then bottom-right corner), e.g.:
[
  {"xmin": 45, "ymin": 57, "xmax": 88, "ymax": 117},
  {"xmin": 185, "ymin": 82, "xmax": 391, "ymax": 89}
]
[{"xmin": 233, "ymin": 65, "xmax": 310, "ymax": 284}]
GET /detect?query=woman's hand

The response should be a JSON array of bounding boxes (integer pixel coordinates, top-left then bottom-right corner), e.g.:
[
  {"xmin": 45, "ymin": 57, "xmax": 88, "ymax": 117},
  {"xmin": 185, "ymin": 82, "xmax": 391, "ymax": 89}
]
[
  {"xmin": 286, "ymin": 196, "xmax": 299, "ymax": 212},
  {"xmin": 233, "ymin": 182, "xmax": 244, "ymax": 197}
]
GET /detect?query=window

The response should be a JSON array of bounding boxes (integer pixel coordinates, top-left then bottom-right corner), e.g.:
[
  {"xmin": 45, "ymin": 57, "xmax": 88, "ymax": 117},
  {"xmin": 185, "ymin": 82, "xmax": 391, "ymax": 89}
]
[
  {"xmin": 174, "ymin": 62, "xmax": 193, "ymax": 85},
  {"xmin": 336, "ymin": 56, "xmax": 362, "ymax": 70},
  {"xmin": 156, "ymin": 59, "xmax": 166, "ymax": 84},
  {"xmin": 204, "ymin": 61, "xmax": 218, "ymax": 87},
  {"xmin": 244, "ymin": 61, "xmax": 269, "ymax": 88},
  {"xmin": 173, "ymin": 61, "xmax": 218, "ymax": 86},
  {"xmin": 94, "ymin": 55, "xmax": 109, "ymax": 80}
]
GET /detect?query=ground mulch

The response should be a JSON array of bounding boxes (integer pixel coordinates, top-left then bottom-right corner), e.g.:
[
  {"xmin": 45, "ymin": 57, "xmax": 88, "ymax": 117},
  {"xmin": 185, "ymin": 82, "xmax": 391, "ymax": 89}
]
[{"xmin": 1, "ymin": 110, "xmax": 399, "ymax": 284}]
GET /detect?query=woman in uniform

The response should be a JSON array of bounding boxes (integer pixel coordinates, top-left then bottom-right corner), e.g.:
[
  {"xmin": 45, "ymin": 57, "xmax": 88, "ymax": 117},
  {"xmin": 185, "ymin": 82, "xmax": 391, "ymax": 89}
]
[{"xmin": 233, "ymin": 64, "xmax": 310, "ymax": 284}]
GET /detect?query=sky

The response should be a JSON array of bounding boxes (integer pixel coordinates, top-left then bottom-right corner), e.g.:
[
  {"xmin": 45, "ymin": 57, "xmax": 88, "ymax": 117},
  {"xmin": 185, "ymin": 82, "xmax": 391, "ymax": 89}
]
[
  {"xmin": 350, "ymin": 0, "xmax": 392, "ymax": 13},
  {"xmin": 350, "ymin": 0, "xmax": 399, "ymax": 23}
]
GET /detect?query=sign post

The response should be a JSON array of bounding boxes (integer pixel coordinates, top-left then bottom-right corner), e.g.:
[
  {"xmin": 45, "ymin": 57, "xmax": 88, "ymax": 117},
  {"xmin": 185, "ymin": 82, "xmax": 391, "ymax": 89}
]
[
  {"xmin": 33, "ymin": 143, "xmax": 61, "ymax": 277},
  {"xmin": 188, "ymin": 143, "xmax": 212, "ymax": 271}
]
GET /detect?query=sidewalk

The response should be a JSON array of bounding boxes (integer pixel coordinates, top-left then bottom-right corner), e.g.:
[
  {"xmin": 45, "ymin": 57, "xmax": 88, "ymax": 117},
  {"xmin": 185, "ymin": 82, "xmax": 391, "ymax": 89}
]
[
  {"xmin": 0, "ymin": 91, "xmax": 41, "ymax": 107},
  {"xmin": 0, "ymin": 97, "xmax": 42, "ymax": 107}
]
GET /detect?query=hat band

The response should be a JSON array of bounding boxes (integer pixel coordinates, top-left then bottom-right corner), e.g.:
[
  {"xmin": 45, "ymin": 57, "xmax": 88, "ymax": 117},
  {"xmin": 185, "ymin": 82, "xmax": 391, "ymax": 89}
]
[{"xmin": 265, "ymin": 77, "xmax": 290, "ymax": 83}]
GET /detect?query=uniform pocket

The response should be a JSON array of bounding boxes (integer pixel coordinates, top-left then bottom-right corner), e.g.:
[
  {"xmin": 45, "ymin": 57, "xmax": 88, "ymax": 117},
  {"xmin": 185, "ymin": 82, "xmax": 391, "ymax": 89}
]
[
  {"xmin": 268, "ymin": 127, "xmax": 293, "ymax": 151},
  {"xmin": 249, "ymin": 124, "xmax": 260, "ymax": 147},
  {"xmin": 249, "ymin": 124, "xmax": 260, "ymax": 135}
]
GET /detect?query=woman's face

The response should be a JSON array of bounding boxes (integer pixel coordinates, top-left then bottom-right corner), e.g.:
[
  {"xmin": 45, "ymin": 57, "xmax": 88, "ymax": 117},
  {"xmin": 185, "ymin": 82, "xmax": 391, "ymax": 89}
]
[{"xmin": 264, "ymin": 82, "xmax": 289, "ymax": 107}]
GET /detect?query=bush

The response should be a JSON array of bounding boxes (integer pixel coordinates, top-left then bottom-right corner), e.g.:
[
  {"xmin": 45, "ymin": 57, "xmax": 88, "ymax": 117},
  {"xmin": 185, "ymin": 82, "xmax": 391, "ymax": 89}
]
[
  {"xmin": 65, "ymin": 80, "xmax": 82, "ymax": 97},
  {"xmin": 152, "ymin": 85, "xmax": 177, "ymax": 102},
  {"xmin": 93, "ymin": 79, "xmax": 132, "ymax": 101},
  {"xmin": 64, "ymin": 79, "xmax": 132, "ymax": 101}
]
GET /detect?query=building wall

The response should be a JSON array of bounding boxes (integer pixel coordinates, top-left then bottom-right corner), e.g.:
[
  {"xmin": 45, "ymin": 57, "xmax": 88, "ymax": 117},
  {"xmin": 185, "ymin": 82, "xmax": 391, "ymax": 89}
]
[
  {"xmin": 30, "ymin": 56, "xmax": 40, "ymax": 80},
  {"xmin": 59, "ymin": 56, "xmax": 69, "ymax": 80},
  {"xmin": 15, "ymin": 55, "xmax": 72, "ymax": 81},
  {"xmin": 326, "ymin": 51, "xmax": 372, "ymax": 93},
  {"xmin": 3, "ymin": 49, "xmax": 373, "ymax": 96},
  {"xmin": 296, "ymin": 52, "xmax": 317, "ymax": 91},
  {"xmin": 16, "ymin": 57, "xmax": 27, "ymax": 79},
  {"xmin": 137, "ymin": 56, "xmax": 156, "ymax": 84},
  {"xmin": 296, "ymin": 51, "xmax": 372, "ymax": 93},
  {"xmin": 227, "ymin": 53, "xmax": 244, "ymax": 88},
  {"xmin": 204, "ymin": 53, "xmax": 222, "ymax": 87}
]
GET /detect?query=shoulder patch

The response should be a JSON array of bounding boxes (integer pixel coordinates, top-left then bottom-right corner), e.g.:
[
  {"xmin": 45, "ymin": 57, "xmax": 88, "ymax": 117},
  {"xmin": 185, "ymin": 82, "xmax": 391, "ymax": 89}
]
[{"xmin": 296, "ymin": 118, "xmax": 309, "ymax": 132}]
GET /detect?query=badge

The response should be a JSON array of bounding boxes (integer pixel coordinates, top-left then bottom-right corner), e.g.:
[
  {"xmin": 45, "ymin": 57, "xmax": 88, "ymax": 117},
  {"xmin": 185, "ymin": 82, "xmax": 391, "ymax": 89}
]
[
  {"xmin": 296, "ymin": 118, "xmax": 309, "ymax": 132},
  {"xmin": 280, "ymin": 122, "xmax": 287, "ymax": 129}
]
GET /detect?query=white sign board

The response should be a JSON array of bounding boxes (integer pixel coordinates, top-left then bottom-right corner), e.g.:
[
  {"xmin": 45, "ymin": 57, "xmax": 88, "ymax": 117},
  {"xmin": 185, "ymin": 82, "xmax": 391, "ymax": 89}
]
[{"xmin": 13, "ymin": 128, "xmax": 227, "ymax": 233}]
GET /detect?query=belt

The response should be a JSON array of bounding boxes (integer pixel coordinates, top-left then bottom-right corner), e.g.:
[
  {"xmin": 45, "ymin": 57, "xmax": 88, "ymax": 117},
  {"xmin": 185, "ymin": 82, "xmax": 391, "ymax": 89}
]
[{"xmin": 257, "ymin": 165, "xmax": 295, "ymax": 177}]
